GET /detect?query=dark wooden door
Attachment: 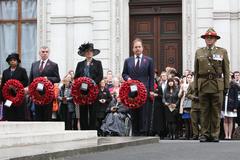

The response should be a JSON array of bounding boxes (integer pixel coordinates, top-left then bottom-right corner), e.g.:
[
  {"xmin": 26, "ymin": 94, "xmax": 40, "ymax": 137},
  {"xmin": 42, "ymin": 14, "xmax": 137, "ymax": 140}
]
[{"xmin": 129, "ymin": 0, "xmax": 182, "ymax": 74}]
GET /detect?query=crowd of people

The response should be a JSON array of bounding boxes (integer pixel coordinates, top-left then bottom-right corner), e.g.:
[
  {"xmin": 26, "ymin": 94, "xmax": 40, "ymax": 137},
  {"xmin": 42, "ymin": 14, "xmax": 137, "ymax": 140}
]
[{"xmin": 0, "ymin": 28, "xmax": 240, "ymax": 142}]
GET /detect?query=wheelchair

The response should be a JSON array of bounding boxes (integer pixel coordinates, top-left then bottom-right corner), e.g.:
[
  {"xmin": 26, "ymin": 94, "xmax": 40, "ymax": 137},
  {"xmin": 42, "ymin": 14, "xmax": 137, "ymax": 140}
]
[{"xmin": 100, "ymin": 110, "xmax": 132, "ymax": 136}]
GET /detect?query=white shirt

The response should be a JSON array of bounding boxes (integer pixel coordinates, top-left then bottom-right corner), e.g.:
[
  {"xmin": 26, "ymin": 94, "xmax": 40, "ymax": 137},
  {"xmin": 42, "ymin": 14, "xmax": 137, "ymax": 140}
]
[
  {"xmin": 39, "ymin": 59, "xmax": 49, "ymax": 70},
  {"xmin": 235, "ymin": 80, "xmax": 240, "ymax": 85},
  {"xmin": 161, "ymin": 80, "xmax": 167, "ymax": 93},
  {"xmin": 134, "ymin": 54, "xmax": 143, "ymax": 66}
]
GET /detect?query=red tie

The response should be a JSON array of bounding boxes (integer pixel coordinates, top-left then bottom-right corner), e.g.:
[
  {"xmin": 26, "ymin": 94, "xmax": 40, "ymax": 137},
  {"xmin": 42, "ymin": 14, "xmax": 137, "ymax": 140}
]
[{"xmin": 39, "ymin": 61, "xmax": 44, "ymax": 72}]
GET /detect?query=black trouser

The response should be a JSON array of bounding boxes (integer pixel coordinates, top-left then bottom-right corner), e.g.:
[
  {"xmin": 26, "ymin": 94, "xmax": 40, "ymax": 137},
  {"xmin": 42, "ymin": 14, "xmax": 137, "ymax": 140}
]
[
  {"xmin": 167, "ymin": 122, "xmax": 177, "ymax": 139},
  {"xmin": 236, "ymin": 105, "xmax": 240, "ymax": 126},
  {"xmin": 35, "ymin": 103, "xmax": 53, "ymax": 121},
  {"xmin": 59, "ymin": 104, "xmax": 75, "ymax": 130},
  {"xmin": 130, "ymin": 98, "xmax": 152, "ymax": 136},
  {"xmin": 184, "ymin": 119, "xmax": 192, "ymax": 139},
  {"xmin": 79, "ymin": 104, "xmax": 96, "ymax": 130},
  {"xmin": 3, "ymin": 104, "xmax": 25, "ymax": 121}
]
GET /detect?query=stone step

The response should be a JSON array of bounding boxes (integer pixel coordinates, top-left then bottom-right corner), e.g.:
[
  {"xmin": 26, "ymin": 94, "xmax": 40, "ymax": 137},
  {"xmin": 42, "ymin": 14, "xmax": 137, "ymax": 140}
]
[
  {"xmin": 0, "ymin": 137, "xmax": 160, "ymax": 160},
  {"xmin": 0, "ymin": 130, "xmax": 97, "ymax": 148},
  {"xmin": 0, "ymin": 122, "xmax": 65, "ymax": 134}
]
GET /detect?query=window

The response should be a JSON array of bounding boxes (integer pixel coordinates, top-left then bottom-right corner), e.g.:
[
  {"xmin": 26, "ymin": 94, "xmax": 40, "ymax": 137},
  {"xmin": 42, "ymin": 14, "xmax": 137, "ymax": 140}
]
[{"xmin": 0, "ymin": 0, "xmax": 37, "ymax": 74}]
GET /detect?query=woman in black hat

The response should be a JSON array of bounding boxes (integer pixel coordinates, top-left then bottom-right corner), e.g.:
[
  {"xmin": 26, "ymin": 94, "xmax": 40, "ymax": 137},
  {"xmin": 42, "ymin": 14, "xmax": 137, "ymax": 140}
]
[
  {"xmin": 0, "ymin": 53, "xmax": 29, "ymax": 121},
  {"xmin": 74, "ymin": 42, "xmax": 103, "ymax": 130}
]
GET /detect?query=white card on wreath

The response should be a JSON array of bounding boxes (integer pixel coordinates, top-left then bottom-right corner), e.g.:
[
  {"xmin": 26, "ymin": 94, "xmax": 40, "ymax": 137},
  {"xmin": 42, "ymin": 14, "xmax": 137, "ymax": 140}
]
[
  {"xmin": 130, "ymin": 84, "xmax": 138, "ymax": 92},
  {"xmin": 4, "ymin": 100, "xmax": 13, "ymax": 108},
  {"xmin": 37, "ymin": 83, "xmax": 44, "ymax": 91}
]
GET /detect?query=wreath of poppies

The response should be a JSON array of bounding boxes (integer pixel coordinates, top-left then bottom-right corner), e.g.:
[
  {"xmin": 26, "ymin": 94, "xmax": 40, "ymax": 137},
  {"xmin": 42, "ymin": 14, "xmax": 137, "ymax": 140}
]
[
  {"xmin": 2, "ymin": 79, "xmax": 25, "ymax": 106},
  {"xmin": 119, "ymin": 80, "xmax": 147, "ymax": 109},
  {"xmin": 29, "ymin": 77, "xmax": 54, "ymax": 105},
  {"xmin": 71, "ymin": 77, "xmax": 99, "ymax": 105}
]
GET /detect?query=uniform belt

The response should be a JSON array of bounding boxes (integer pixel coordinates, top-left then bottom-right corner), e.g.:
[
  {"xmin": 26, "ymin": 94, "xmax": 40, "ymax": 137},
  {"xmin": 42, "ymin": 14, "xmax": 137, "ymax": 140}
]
[{"xmin": 198, "ymin": 73, "xmax": 222, "ymax": 80}]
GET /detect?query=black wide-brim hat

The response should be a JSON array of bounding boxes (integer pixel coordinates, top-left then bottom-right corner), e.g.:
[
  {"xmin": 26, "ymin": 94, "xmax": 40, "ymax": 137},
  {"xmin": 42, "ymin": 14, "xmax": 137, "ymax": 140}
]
[
  {"xmin": 78, "ymin": 42, "xmax": 100, "ymax": 57},
  {"xmin": 6, "ymin": 53, "xmax": 21, "ymax": 63}
]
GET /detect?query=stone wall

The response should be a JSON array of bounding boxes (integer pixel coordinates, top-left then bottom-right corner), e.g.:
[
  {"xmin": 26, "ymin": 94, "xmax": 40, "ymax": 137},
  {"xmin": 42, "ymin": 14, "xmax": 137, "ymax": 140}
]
[{"xmin": 37, "ymin": 0, "xmax": 240, "ymax": 78}]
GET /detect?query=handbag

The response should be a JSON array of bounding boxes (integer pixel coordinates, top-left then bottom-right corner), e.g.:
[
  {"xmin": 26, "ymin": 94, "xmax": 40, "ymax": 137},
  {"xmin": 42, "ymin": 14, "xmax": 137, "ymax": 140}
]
[{"xmin": 182, "ymin": 97, "xmax": 192, "ymax": 109}]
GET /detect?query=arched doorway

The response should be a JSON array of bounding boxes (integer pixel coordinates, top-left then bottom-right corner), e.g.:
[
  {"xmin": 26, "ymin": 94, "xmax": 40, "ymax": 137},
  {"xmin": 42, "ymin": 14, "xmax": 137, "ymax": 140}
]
[{"xmin": 129, "ymin": 0, "xmax": 182, "ymax": 74}]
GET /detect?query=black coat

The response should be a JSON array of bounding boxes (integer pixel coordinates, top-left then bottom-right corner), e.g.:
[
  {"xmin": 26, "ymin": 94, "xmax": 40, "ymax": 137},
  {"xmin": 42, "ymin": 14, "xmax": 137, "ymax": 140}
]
[
  {"xmin": 0, "ymin": 66, "xmax": 29, "ymax": 121},
  {"xmin": 1, "ymin": 66, "xmax": 29, "ymax": 88},
  {"xmin": 95, "ymin": 87, "xmax": 112, "ymax": 118},
  {"xmin": 163, "ymin": 87, "xmax": 179, "ymax": 105},
  {"xmin": 29, "ymin": 59, "xmax": 60, "ymax": 84},
  {"xmin": 152, "ymin": 83, "xmax": 167, "ymax": 135},
  {"xmin": 0, "ymin": 66, "xmax": 29, "ymax": 100},
  {"xmin": 74, "ymin": 58, "xmax": 103, "ymax": 85},
  {"xmin": 222, "ymin": 81, "xmax": 239, "ymax": 111},
  {"xmin": 163, "ymin": 87, "xmax": 179, "ymax": 123}
]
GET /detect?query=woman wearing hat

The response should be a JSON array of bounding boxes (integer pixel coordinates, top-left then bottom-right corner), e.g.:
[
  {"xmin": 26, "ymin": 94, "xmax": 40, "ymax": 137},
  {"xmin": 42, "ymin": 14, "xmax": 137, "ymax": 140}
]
[
  {"xmin": 0, "ymin": 53, "xmax": 29, "ymax": 121},
  {"xmin": 74, "ymin": 42, "xmax": 103, "ymax": 130}
]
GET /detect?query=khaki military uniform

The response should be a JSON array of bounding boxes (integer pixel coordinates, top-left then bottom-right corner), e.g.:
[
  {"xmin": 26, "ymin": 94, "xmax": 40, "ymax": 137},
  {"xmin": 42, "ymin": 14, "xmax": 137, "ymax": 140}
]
[
  {"xmin": 194, "ymin": 46, "xmax": 230, "ymax": 139},
  {"xmin": 186, "ymin": 82, "xmax": 200, "ymax": 138}
]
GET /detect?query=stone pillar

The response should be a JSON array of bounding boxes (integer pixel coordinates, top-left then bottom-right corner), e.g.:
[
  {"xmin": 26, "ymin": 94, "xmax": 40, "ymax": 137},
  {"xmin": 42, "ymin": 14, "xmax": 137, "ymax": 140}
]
[
  {"xmin": 182, "ymin": 0, "xmax": 197, "ymax": 71},
  {"xmin": 213, "ymin": 0, "xmax": 240, "ymax": 71},
  {"xmin": 109, "ymin": 0, "xmax": 129, "ymax": 77},
  {"xmin": 39, "ymin": 0, "xmax": 94, "ymax": 78}
]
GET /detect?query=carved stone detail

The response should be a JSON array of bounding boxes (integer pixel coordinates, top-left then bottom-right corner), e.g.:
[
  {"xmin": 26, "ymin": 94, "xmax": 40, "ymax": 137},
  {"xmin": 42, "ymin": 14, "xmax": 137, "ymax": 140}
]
[
  {"xmin": 213, "ymin": 12, "xmax": 240, "ymax": 20},
  {"xmin": 50, "ymin": 16, "xmax": 93, "ymax": 24}
]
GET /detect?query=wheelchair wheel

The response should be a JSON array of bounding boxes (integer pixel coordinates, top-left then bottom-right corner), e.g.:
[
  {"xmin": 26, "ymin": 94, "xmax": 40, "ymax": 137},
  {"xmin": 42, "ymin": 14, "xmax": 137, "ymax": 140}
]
[{"xmin": 124, "ymin": 115, "xmax": 132, "ymax": 136}]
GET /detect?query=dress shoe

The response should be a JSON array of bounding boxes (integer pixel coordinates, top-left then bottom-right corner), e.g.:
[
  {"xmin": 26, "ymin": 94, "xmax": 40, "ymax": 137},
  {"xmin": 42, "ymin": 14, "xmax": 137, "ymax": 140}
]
[
  {"xmin": 211, "ymin": 138, "xmax": 219, "ymax": 142},
  {"xmin": 191, "ymin": 135, "xmax": 199, "ymax": 140},
  {"xmin": 199, "ymin": 136, "xmax": 209, "ymax": 142}
]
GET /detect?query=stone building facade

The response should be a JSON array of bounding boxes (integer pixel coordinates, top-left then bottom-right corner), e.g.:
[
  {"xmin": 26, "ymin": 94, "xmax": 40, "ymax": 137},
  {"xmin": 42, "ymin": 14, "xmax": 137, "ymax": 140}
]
[{"xmin": 1, "ymin": 0, "xmax": 239, "ymax": 78}]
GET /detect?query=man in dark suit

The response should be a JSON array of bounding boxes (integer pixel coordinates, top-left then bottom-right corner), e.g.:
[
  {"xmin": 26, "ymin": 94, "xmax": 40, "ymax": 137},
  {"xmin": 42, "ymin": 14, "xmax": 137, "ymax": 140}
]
[
  {"xmin": 122, "ymin": 38, "xmax": 154, "ymax": 136},
  {"xmin": 29, "ymin": 46, "xmax": 60, "ymax": 121},
  {"xmin": 1, "ymin": 53, "xmax": 29, "ymax": 121},
  {"xmin": 74, "ymin": 43, "xmax": 103, "ymax": 130}
]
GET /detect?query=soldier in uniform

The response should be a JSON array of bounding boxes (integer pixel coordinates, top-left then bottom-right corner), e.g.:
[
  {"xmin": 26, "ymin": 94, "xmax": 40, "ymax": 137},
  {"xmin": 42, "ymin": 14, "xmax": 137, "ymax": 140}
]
[
  {"xmin": 194, "ymin": 28, "xmax": 230, "ymax": 142},
  {"xmin": 186, "ymin": 80, "xmax": 200, "ymax": 140}
]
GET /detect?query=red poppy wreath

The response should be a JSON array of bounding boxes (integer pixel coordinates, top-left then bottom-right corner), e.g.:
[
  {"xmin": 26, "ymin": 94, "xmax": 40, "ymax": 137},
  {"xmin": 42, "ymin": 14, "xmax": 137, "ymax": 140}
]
[
  {"xmin": 71, "ymin": 77, "xmax": 99, "ymax": 105},
  {"xmin": 119, "ymin": 80, "xmax": 147, "ymax": 109},
  {"xmin": 29, "ymin": 77, "xmax": 54, "ymax": 105},
  {"xmin": 2, "ymin": 79, "xmax": 25, "ymax": 106}
]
